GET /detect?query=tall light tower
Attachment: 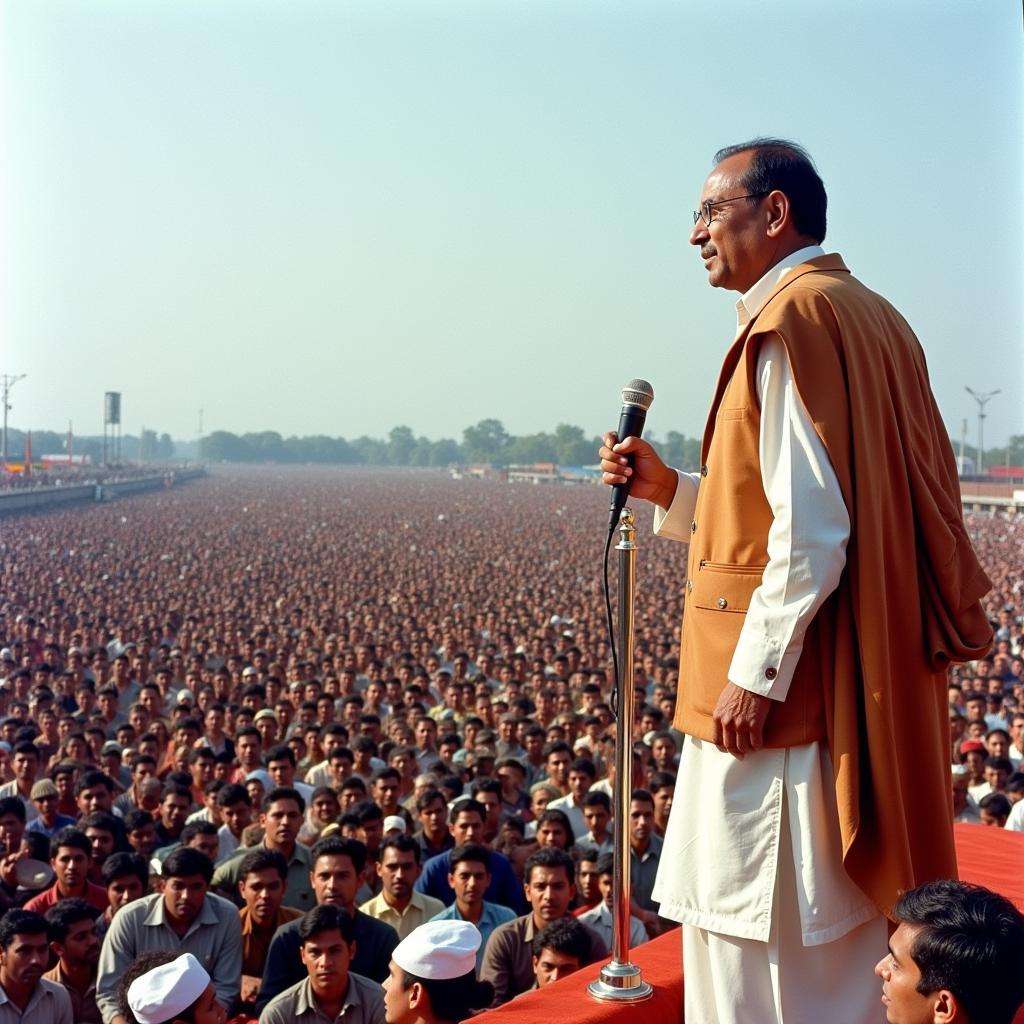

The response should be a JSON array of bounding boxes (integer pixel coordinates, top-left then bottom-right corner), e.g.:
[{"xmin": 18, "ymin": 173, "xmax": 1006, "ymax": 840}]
[
  {"xmin": 1, "ymin": 373, "xmax": 27, "ymax": 469},
  {"xmin": 965, "ymin": 387, "xmax": 1000, "ymax": 475}
]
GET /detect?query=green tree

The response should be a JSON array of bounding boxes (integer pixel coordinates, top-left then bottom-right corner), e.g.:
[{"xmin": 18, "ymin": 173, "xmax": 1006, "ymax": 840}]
[
  {"xmin": 388, "ymin": 426, "xmax": 416, "ymax": 466},
  {"xmin": 463, "ymin": 419, "xmax": 510, "ymax": 465}
]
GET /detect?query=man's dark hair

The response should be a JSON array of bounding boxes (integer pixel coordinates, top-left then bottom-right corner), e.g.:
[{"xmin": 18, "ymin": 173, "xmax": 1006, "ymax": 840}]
[
  {"xmin": 45, "ymin": 897, "xmax": 98, "ymax": 944},
  {"xmin": 630, "ymin": 787, "xmax": 655, "ymax": 808},
  {"xmin": 893, "ymin": 880, "xmax": 1024, "ymax": 1024},
  {"xmin": 470, "ymin": 778, "xmax": 501, "ymax": 800},
  {"xmin": 266, "ymin": 744, "xmax": 296, "ymax": 767},
  {"xmin": 239, "ymin": 847, "xmax": 289, "ymax": 882},
  {"xmin": 449, "ymin": 798, "xmax": 485, "ymax": 825},
  {"xmin": 0, "ymin": 909, "xmax": 48, "ymax": 949},
  {"xmin": 340, "ymin": 775, "xmax": 367, "ymax": 794},
  {"xmin": 979, "ymin": 792, "xmax": 1011, "ymax": 820},
  {"xmin": 50, "ymin": 827, "xmax": 92, "ymax": 860},
  {"xmin": 525, "ymin": 846, "xmax": 575, "ymax": 886},
  {"xmin": 649, "ymin": 771, "xmax": 676, "ymax": 793},
  {"xmin": 713, "ymin": 138, "xmax": 827, "ymax": 243},
  {"xmin": 531, "ymin": 915, "xmax": 591, "ymax": 961},
  {"xmin": 310, "ymin": 835, "xmax": 367, "ymax": 874},
  {"xmin": 595, "ymin": 852, "xmax": 615, "ymax": 878},
  {"xmin": 261, "ymin": 785, "xmax": 305, "ymax": 814},
  {"xmin": 449, "ymin": 842, "xmax": 491, "ymax": 873},
  {"xmin": 582, "ymin": 790, "xmax": 612, "ymax": 811},
  {"xmin": 75, "ymin": 770, "xmax": 114, "ymax": 796},
  {"xmin": 399, "ymin": 969, "xmax": 494, "ymax": 1020},
  {"xmin": 162, "ymin": 846, "xmax": 214, "ymax": 883},
  {"xmin": 569, "ymin": 758, "xmax": 597, "ymax": 779},
  {"xmin": 181, "ymin": 820, "xmax": 219, "ymax": 845},
  {"xmin": 216, "ymin": 783, "xmax": 251, "ymax": 808},
  {"xmin": 985, "ymin": 756, "xmax": 1014, "ymax": 774},
  {"xmin": 353, "ymin": 800, "xmax": 384, "ymax": 825},
  {"xmin": 80, "ymin": 811, "xmax": 119, "ymax": 836},
  {"xmin": 102, "ymin": 851, "xmax": 149, "ymax": 887},
  {"xmin": 414, "ymin": 787, "xmax": 445, "ymax": 812},
  {"xmin": 299, "ymin": 902, "xmax": 356, "ymax": 944},
  {"xmin": 377, "ymin": 833, "xmax": 420, "ymax": 864},
  {"xmin": 123, "ymin": 809, "xmax": 155, "ymax": 832},
  {"xmin": 0, "ymin": 796, "xmax": 26, "ymax": 823}
]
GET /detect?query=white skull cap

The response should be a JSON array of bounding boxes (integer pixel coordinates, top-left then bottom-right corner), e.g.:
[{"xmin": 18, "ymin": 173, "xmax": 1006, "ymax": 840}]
[
  {"xmin": 392, "ymin": 920, "xmax": 481, "ymax": 980},
  {"xmin": 126, "ymin": 953, "xmax": 211, "ymax": 1024}
]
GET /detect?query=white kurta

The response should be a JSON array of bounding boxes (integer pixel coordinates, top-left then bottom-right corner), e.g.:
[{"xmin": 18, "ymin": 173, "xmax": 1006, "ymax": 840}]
[{"xmin": 650, "ymin": 248, "xmax": 885, "ymax": 1020}]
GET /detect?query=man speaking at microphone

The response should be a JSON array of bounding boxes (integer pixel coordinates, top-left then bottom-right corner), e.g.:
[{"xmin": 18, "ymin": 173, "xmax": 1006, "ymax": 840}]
[{"xmin": 599, "ymin": 138, "xmax": 992, "ymax": 1023}]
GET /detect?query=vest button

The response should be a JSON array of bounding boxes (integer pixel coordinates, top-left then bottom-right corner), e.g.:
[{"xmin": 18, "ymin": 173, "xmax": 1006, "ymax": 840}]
[
  {"xmin": 765, "ymin": 666, "xmax": 778, "ymax": 680},
  {"xmin": 700, "ymin": 464, "xmax": 708, "ymax": 477},
  {"xmin": 717, "ymin": 597, "xmax": 727, "ymax": 609},
  {"xmin": 690, "ymin": 520, "xmax": 697, "ymax": 533},
  {"xmin": 686, "ymin": 579, "xmax": 693, "ymax": 592}
]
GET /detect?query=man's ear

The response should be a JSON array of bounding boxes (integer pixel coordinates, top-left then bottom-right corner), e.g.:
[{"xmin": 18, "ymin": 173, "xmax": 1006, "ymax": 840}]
[
  {"xmin": 406, "ymin": 980, "xmax": 425, "ymax": 1010},
  {"xmin": 931, "ymin": 988, "xmax": 958, "ymax": 1023}
]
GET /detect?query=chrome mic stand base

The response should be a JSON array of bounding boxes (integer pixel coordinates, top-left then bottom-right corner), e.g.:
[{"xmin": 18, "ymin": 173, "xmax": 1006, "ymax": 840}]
[{"xmin": 588, "ymin": 960, "xmax": 654, "ymax": 1003}]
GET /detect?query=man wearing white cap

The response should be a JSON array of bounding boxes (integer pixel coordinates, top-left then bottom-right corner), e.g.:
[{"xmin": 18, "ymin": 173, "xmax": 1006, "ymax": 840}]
[
  {"xmin": 382, "ymin": 920, "xmax": 494, "ymax": 1024},
  {"xmin": 259, "ymin": 904, "xmax": 384, "ymax": 1024},
  {"xmin": 118, "ymin": 952, "xmax": 225, "ymax": 1024}
]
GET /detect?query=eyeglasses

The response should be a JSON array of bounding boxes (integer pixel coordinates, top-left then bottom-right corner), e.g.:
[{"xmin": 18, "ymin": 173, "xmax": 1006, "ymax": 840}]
[{"xmin": 693, "ymin": 192, "xmax": 767, "ymax": 227}]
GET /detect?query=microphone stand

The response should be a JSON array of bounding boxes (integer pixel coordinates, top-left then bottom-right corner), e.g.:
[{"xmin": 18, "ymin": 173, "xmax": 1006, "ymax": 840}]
[{"xmin": 589, "ymin": 507, "xmax": 654, "ymax": 1003}]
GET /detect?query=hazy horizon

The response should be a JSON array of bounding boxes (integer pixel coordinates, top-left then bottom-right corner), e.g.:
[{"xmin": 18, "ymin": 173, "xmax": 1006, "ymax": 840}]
[{"xmin": 3, "ymin": 1, "xmax": 1021, "ymax": 450}]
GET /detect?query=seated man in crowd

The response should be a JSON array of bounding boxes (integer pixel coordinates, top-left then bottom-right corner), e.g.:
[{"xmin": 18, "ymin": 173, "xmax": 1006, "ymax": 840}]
[
  {"xmin": 117, "ymin": 952, "xmax": 225, "ymax": 1024},
  {"xmin": 258, "ymin": 904, "xmax": 385, "ymax": 1024},
  {"xmin": 480, "ymin": 847, "xmax": 604, "ymax": 1005},
  {"xmin": 237, "ymin": 848, "xmax": 303, "ymax": 1011},
  {"xmin": 96, "ymin": 847, "xmax": 242, "ymax": 1024},
  {"xmin": 875, "ymin": 879, "xmax": 1024, "ymax": 1023},
  {"xmin": 529, "ymin": 917, "xmax": 591, "ymax": 991},
  {"xmin": 97, "ymin": 853, "xmax": 149, "ymax": 938},
  {"xmin": 382, "ymin": 920, "xmax": 495, "ymax": 1024},
  {"xmin": 416, "ymin": 800, "xmax": 525, "ymax": 913},
  {"xmin": 428, "ymin": 843, "xmax": 517, "ymax": 970},
  {"xmin": 0, "ymin": 909, "xmax": 73, "ymax": 1024},
  {"xmin": 359, "ymin": 834, "xmax": 445, "ymax": 940},
  {"xmin": 213, "ymin": 787, "xmax": 314, "ymax": 912},
  {"xmin": 256, "ymin": 836, "xmax": 399, "ymax": 1013},
  {"xmin": 44, "ymin": 898, "xmax": 103, "ymax": 1024},
  {"xmin": 578, "ymin": 852, "xmax": 649, "ymax": 950},
  {"xmin": 25, "ymin": 828, "xmax": 108, "ymax": 914}
]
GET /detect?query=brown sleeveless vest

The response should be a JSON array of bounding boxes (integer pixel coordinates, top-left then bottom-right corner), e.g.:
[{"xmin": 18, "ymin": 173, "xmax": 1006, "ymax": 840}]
[{"xmin": 673, "ymin": 327, "xmax": 831, "ymax": 747}]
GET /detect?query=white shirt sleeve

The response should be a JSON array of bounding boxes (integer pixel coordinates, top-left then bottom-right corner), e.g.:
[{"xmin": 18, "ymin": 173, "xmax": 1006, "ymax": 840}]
[
  {"xmin": 652, "ymin": 470, "xmax": 701, "ymax": 542},
  {"xmin": 727, "ymin": 335, "xmax": 850, "ymax": 701}
]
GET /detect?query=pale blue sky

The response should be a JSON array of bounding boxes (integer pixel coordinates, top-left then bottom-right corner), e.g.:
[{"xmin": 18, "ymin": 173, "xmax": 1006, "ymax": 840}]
[{"xmin": 3, "ymin": 0, "xmax": 1021, "ymax": 449}]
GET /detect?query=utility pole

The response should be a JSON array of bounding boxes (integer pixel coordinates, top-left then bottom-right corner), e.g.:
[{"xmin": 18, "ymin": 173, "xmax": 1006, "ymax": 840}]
[
  {"xmin": 965, "ymin": 387, "xmax": 1000, "ymax": 476},
  {"xmin": 1, "ymin": 373, "xmax": 27, "ymax": 469}
]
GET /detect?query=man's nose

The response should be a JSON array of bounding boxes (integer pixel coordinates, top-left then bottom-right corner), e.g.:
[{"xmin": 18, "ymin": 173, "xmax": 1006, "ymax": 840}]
[{"xmin": 689, "ymin": 219, "xmax": 708, "ymax": 246}]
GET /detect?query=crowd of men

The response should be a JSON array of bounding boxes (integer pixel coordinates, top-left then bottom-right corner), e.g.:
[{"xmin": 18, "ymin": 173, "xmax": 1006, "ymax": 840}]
[{"xmin": 0, "ymin": 469, "xmax": 1021, "ymax": 1022}]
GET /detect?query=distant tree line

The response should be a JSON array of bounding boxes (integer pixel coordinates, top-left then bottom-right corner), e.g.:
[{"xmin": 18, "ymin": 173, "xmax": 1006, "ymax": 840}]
[{"xmin": 199, "ymin": 419, "xmax": 707, "ymax": 470}]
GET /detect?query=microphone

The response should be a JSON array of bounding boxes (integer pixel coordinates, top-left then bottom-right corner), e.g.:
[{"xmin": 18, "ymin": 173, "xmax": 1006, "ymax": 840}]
[{"xmin": 607, "ymin": 378, "xmax": 654, "ymax": 530}]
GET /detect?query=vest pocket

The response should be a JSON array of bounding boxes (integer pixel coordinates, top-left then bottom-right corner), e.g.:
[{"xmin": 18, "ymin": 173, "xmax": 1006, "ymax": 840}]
[
  {"xmin": 691, "ymin": 563, "xmax": 766, "ymax": 612},
  {"xmin": 682, "ymin": 564, "xmax": 766, "ymax": 716}
]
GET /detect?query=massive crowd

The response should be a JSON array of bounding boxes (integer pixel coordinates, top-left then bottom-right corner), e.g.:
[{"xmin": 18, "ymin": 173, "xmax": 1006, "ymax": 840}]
[{"xmin": 0, "ymin": 466, "xmax": 1020, "ymax": 1023}]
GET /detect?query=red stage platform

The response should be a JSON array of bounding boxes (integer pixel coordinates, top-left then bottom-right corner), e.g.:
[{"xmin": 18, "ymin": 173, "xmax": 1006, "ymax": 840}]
[{"xmin": 474, "ymin": 824, "xmax": 1024, "ymax": 1024}]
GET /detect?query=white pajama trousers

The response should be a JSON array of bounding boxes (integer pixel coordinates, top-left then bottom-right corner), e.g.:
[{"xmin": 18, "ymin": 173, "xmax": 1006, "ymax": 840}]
[{"xmin": 680, "ymin": 811, "xmax": 888, "ymax": 1024}]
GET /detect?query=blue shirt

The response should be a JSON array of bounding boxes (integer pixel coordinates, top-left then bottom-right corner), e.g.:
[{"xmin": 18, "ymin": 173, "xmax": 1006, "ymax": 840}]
[
  {"xmin": 415, "ymin": 849, "xmax": 527, "ymax": 914},
  {"xmin": 428, "ymin": 900, "xmax": 518, "ymax": 969},
  {"xmin": 26, "ymin": 814, "xmax": 77, "ymax": 839}
]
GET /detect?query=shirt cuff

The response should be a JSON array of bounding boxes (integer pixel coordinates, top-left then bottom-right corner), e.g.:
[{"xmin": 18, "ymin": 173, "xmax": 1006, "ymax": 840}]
[
  {"xmin": 727, "ymin": 635, "xmax": 797, "ymax": 702},
  {"xmin": 652, "ymin": 470, "xmax": 700, "ymax": 542}
]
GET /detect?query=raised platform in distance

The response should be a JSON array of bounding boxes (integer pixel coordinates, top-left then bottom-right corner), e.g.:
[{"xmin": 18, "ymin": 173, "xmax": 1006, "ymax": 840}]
[{"xmin": 0, "ymin": 467, "xmax": 207, "ymax": 515}]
